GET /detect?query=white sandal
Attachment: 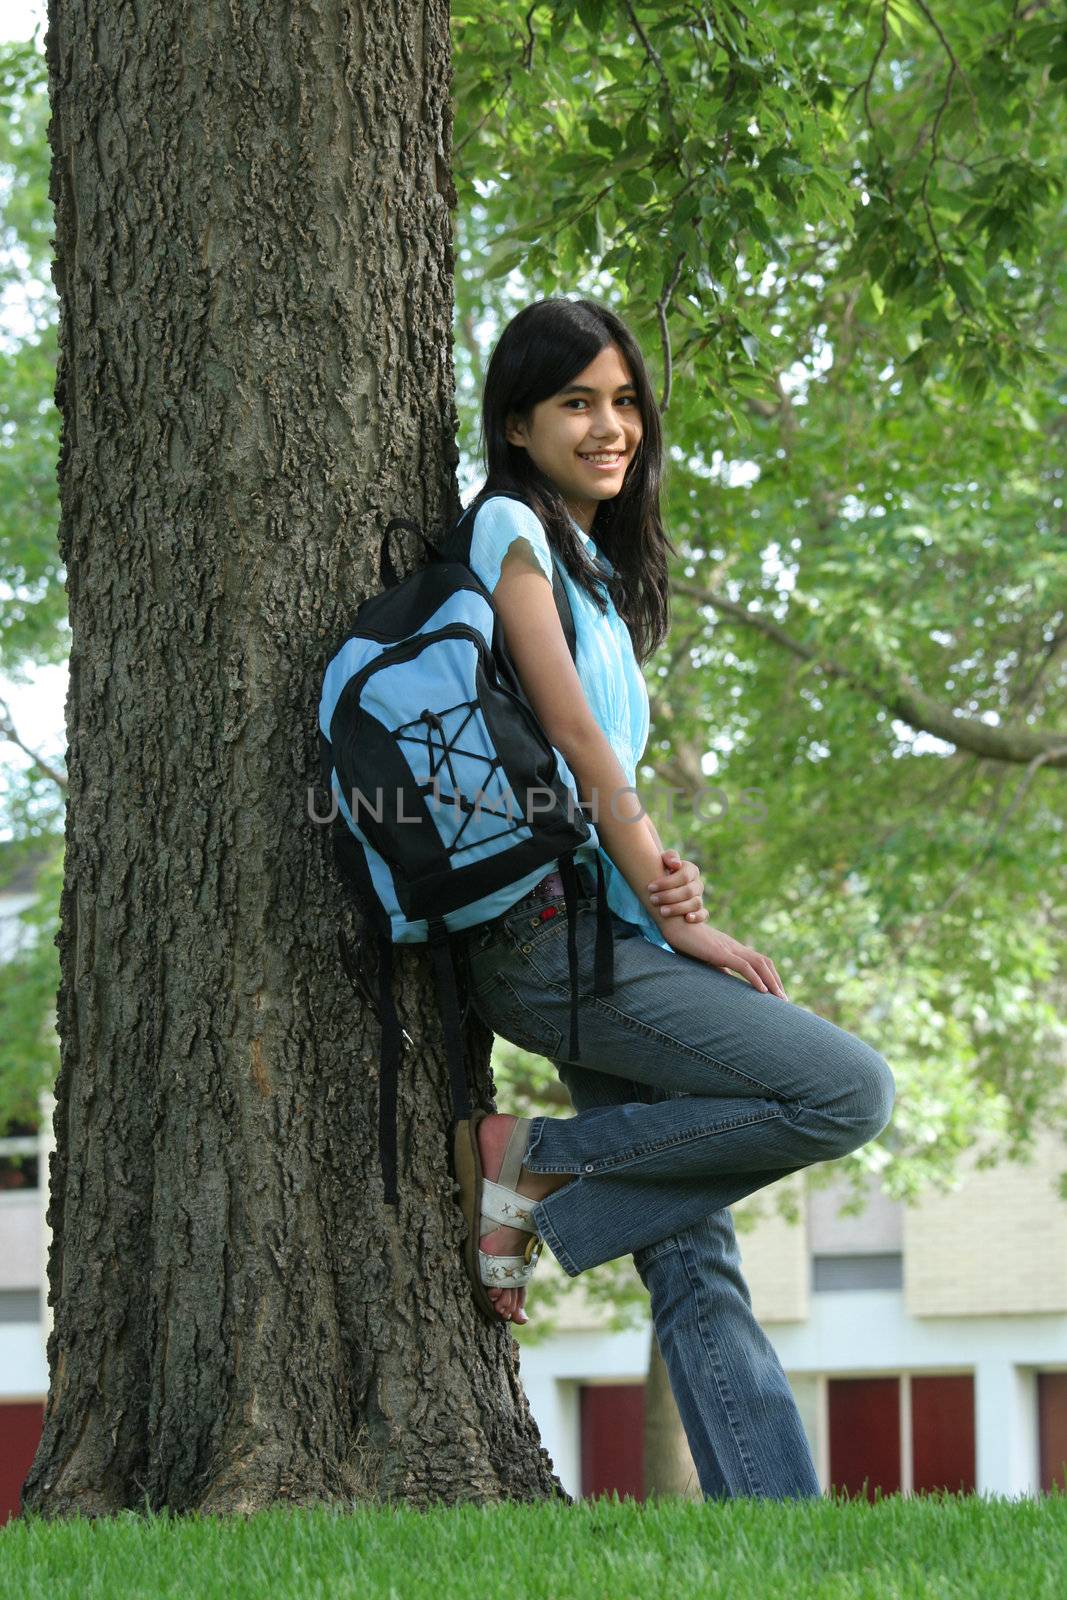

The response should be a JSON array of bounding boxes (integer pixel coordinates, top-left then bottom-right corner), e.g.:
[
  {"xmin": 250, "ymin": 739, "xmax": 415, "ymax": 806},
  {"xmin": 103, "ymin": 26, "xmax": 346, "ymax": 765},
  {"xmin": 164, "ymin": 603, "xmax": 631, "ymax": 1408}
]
[
  {"xmin": 455, "ymin": 1109, "xmax": 544, "ymax": 1319},
  {"xmin": 479, "ymin": 1163, "xmax": 544, "ymax": 1289}
]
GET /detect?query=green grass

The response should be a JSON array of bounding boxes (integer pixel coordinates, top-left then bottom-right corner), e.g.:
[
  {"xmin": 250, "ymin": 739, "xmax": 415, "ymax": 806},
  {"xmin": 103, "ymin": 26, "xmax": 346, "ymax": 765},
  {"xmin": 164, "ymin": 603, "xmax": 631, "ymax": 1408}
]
[{"xmin": 5, "ymin": 1492, "xmax": 1066, "ymax": 1598}]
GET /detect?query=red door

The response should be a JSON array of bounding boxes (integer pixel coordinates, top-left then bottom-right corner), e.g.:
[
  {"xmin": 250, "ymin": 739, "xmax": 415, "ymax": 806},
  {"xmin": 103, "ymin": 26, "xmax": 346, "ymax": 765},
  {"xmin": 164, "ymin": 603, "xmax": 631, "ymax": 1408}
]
[
  {"xmin": 828, "ymin": 1377, "xmax": 901, "ymax": 1500},
  {"xmin": 830, "ymin": 1374, "xmax": 976, "ymax": 1499},
  {"xmin": 0, "ymin": 1401, "xmax": 45, "ymax": 1524},
  {"xmin": 1038, "ymin": 1373, "xmax": 1067, "ymax": 1492},
  {"xmin": 911, "ymin": 1375, "xmax": 975, "ymax": 1494},
  {"xmin": 580, "ymin": 1384, "xmax": 645, "ymax": 1501}
]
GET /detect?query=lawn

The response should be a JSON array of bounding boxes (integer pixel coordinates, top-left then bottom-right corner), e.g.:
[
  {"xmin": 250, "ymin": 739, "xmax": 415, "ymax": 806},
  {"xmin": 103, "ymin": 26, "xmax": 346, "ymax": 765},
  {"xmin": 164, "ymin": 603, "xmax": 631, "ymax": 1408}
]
[{"xmin": 4, "ymin": 1492, "xmax": 1066, "ymax": 1598}]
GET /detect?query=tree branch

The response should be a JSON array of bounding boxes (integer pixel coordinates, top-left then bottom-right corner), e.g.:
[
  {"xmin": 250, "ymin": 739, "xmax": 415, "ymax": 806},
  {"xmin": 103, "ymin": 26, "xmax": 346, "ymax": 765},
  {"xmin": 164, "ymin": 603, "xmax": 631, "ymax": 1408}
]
[
  {"xmin": 657, "ymin": 252, "xmax": 686, "ymax": 412},
  {"xmin": 903, "ymin": 741, "xmax": 1067, "ymax": 942},
  {"xmin": 667, "ymin": 580, "xmax": 1067, "ymax": 767},
  {"xmin": 0, "ymin": 699, "xmax": 67, "ymax": 790}
]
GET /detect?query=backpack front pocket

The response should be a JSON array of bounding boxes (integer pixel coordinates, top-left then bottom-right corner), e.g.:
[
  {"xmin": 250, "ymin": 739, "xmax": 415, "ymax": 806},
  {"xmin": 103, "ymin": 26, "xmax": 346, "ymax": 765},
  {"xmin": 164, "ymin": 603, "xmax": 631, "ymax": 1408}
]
[{"xmin": 331, "ymin": 625, "xmax": 593, "ymax": 920}]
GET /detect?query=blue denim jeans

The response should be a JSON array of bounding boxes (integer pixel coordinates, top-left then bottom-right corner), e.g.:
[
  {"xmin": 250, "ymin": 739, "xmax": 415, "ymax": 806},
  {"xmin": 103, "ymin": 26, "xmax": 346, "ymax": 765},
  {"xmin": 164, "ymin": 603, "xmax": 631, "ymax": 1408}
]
[{"xmin": 457, "ymin": 863, "xmax": 896, "ymax": 1501}]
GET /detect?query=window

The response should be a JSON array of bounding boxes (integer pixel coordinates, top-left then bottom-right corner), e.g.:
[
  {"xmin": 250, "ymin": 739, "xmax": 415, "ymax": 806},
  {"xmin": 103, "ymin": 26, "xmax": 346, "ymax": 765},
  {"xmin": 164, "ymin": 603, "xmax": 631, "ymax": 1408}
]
[{"xmin": 0, "ymin": 1123, "xmax": 39, "ymax": 1193}]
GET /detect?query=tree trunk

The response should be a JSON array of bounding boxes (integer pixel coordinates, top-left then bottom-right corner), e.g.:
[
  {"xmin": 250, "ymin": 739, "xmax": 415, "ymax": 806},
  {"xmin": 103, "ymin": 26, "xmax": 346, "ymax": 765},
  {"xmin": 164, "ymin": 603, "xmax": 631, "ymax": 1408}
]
[
  {"xmin": 23, "ymin": 0, "xmax": 568, "ymax": 1518},
  {"xmin": 643, "ymin": 1332, "xmax": 700, "ymax": 1500}
]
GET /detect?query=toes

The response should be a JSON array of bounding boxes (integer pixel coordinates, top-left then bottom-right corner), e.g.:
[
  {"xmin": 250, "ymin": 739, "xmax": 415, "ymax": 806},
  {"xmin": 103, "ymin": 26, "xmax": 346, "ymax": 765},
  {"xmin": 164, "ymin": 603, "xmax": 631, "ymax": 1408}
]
[{"xmin": 484, "ymin": 1276, "xmax": 530, "ymax": 1321}]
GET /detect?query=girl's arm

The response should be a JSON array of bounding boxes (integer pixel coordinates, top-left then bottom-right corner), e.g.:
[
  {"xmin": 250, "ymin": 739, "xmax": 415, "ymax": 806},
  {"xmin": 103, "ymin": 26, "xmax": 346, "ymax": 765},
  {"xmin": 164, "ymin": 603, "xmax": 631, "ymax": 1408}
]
[
  {"xmin": 612, "ymin": 778, "xmax": 703, "ymax": 917},
  {"xmin": 554, "ymin": 722, "xmax": 673, "ymax": 933},
  {"xmin": 493, "ymin": 544, "xmax": 670, "ymax": 932},
  {"xmin": 495, "ymin": 545, "xmax": 766, "ymax": 970}
]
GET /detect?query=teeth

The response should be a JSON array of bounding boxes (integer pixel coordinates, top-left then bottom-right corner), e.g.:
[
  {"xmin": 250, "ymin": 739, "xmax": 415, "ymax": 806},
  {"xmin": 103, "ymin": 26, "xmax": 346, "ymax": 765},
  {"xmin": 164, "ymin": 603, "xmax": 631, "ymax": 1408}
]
[{"xmin": 580, "ymin": 453, "xmax": 622, "ymax": 462}]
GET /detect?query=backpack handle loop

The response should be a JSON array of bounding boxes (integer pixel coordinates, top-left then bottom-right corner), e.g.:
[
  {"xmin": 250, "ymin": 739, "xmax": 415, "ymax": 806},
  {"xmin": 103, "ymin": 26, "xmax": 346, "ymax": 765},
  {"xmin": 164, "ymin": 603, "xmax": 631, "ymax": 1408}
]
[{"xmin": 380, "ymin": 517, "xmax": 442, "ymax": 591}]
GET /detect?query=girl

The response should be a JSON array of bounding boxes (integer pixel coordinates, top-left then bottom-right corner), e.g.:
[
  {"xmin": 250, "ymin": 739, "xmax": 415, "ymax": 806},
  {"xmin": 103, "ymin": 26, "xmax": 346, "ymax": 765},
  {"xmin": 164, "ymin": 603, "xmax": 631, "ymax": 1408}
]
[{"xmin": 455, "ymin": 297, "xmax": 895, "ymax": 1500}]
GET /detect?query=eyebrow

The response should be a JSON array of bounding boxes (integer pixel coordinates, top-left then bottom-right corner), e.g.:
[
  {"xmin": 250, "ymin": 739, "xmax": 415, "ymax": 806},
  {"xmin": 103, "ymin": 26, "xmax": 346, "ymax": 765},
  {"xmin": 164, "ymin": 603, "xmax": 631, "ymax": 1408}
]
[{"xmin": 558, "ymin": 382, "xmax": 638, "ymax": 396}]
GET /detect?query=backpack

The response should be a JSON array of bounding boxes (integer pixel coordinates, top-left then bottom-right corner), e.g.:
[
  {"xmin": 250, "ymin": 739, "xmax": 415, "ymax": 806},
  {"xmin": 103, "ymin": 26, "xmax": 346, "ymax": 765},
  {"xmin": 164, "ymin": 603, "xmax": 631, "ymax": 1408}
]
[{"xmin": 317, "ymin": 488, "xmax": 616, "ymax": 1206}]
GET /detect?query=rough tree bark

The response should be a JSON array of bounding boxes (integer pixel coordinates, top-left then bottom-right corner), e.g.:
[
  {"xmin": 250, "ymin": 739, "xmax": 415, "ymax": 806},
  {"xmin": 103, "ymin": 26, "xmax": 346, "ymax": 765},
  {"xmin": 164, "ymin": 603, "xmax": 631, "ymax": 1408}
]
[{"xmin": 23, "ymin": 0, "xmax": 567, "ymax": 1518}]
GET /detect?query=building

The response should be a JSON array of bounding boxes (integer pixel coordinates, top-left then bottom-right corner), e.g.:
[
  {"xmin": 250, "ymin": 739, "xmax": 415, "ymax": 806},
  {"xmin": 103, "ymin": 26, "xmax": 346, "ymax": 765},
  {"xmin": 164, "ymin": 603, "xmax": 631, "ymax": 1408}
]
[
  {"xmin": 0, "ymin": 845, "xmax": 54, "ymax": 1523},
  {"xmin": 519, "ymin": 1134, "xmax": 1067, "ymax": 1501},
  {"xmin": 2, "ymin": 844, "xmax": 1065, "ymax": 1514},
  {"xmin": 5, "ymin": 1107, "xmax": 1067, "ymax": 1517}
]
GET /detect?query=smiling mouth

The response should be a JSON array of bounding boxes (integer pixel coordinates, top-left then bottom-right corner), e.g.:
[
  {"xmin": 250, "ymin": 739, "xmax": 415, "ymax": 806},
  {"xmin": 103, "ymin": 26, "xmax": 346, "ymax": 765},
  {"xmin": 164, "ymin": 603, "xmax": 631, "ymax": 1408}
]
[{"xmin": 578, "ymin": 451, "xmax": 625, "ymax": 466}]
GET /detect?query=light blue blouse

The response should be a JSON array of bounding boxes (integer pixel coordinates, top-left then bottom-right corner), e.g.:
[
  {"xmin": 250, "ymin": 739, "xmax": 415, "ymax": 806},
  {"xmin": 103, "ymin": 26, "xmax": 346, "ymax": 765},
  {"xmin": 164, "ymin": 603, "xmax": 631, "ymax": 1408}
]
[{"xmin": 467, "ymin": 494, "xmax": 672, "ymax": 953}]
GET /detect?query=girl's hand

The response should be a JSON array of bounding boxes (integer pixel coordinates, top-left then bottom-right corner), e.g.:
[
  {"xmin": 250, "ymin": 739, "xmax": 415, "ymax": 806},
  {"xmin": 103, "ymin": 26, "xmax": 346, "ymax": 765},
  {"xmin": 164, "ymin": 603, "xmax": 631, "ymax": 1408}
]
[
  {"xmin": 647, "ymin": 849, "xmax": 707, "ymax": 925},
  {"xmin": 660, "ymin": 913, "xmax": 790, "ymax": 1001}
]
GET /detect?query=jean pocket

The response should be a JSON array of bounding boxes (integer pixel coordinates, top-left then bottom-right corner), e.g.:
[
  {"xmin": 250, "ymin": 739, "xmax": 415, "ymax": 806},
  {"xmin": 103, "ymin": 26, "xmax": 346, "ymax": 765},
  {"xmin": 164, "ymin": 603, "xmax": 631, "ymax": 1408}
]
[
  {"xmin": 505, "ymin": 901, "xmax": 603, "ymax": 964},
  {"xmin": 501, "ymin": 886, "xmax": 597, "ymax": 945},
  {"xmin": 473, "ymin": 972, "xmax": 563, "ymax": 1058},
  {"xmin": 465, "ymin": 935, "xmax": 507, "ymax": 998}
]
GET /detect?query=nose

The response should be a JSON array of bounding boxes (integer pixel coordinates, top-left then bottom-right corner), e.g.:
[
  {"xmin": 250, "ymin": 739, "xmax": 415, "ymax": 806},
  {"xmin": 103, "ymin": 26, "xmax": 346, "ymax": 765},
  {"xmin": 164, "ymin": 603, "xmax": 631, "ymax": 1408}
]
[{"xmin": 586, "ymin": 407, "xmax": 639, "ymax": 446}]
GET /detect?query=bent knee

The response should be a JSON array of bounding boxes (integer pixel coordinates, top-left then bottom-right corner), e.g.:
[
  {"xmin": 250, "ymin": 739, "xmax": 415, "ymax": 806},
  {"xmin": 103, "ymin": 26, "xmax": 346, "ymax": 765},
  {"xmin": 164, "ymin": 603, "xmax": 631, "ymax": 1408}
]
[
  {"xmin": 846, "ymin": 1045, "xmax": 896, "ymax": 1136},
  {"xmin": 813, "ymin": 1035, "xmax": 895, "ymax": 1137}
]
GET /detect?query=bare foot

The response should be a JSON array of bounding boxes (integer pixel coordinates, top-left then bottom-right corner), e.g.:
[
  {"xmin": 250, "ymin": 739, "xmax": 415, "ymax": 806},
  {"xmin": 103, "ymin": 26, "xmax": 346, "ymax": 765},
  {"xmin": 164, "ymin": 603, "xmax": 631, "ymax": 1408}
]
[{"xmin": 476, "ymin": 1113, "xmax": 571, "ymax": 1323}]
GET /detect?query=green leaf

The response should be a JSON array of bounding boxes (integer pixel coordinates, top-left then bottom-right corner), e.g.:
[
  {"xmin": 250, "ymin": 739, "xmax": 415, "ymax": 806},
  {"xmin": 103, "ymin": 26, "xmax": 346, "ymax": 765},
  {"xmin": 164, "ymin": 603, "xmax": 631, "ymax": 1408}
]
[
  {"xmin": 944, "ymin": 262, "xmax": 977, "ymax": 311},
  {"xmin": 620, "ymin": 171, "xmax": 655, "ymax": 205},
  {"xmin": 483, "ymin": 246, "xmax": 525, "ymax": 281},
  {"xmin": 575, "ymin": 0, "xmax": 609, "ymax": 34},
  {"xmin": 587, "ymin": 117, "xmax": 620, "ymax": 154}
]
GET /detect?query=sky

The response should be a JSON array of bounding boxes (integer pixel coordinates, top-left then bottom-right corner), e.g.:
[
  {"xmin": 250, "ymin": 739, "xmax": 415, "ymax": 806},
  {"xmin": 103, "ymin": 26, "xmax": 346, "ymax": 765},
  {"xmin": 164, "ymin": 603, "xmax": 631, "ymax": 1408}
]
[{"xmin": 3, "ymin": 4, "xmax": 45, "ymax": 46}]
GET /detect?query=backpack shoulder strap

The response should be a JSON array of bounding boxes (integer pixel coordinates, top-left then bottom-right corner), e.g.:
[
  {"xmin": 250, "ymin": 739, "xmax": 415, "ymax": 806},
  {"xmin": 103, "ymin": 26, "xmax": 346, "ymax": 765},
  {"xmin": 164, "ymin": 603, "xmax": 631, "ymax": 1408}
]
[
  {"xmin": 442, "ymin": 490, "xmax": 579, "ymax": 668},
  {"xmin": 551, "ymin": 555, "xmax": 578, "ymax": 666}
]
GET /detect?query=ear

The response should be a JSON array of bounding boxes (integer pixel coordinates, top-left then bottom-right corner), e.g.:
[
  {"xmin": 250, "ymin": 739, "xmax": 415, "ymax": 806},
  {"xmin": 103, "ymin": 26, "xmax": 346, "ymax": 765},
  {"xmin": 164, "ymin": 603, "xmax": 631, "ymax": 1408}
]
[{"xmin": 505, "ymin": 413, "xmax": 528, "ymax": 449}]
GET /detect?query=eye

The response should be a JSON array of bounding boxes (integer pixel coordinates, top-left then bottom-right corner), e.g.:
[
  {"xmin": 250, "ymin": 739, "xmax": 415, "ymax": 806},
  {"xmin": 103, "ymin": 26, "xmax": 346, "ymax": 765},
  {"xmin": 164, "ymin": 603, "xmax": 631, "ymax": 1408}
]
[{"xmin": 562, "ymin": 396, "xmax": 638, "ymax": 409}]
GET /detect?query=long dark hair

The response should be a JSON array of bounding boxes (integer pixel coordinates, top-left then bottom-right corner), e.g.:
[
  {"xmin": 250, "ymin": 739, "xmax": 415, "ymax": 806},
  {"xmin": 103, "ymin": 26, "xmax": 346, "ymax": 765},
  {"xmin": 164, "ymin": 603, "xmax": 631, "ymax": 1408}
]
[{"xmin": 472, "ymin": 297, "xmax": 673, "ymax": 665}]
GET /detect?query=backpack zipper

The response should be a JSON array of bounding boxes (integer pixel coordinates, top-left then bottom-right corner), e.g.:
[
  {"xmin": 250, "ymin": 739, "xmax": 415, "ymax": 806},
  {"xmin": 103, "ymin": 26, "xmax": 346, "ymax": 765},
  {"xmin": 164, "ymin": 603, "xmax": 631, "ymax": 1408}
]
[
  {"xmin": 330, "ymin": 621, "xmax": 570, "ymax": 812},
  {"xmin": 330, "ymin": 621, "xmax": 503, "ymax": 750},
  {"xmin": 338, "ymin": 622, "xmax": 491, "ymax": 702},
  {"xmin": 350, "ymin": 568, "xmax": 487, "ymax": 642}
]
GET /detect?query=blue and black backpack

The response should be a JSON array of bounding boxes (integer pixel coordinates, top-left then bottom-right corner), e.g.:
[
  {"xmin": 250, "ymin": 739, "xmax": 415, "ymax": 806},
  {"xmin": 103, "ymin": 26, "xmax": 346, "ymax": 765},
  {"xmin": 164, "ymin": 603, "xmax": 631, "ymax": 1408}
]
[{"xmin": 318, "ymin": 488, "xmax": 616, "ymax": 1206}]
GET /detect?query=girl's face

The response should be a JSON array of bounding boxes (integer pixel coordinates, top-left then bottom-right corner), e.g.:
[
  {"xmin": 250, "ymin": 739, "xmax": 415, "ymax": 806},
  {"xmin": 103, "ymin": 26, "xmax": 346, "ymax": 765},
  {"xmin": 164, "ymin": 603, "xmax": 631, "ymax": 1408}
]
[{"xmin": 505, "ymin": 342, "xmax": 644, "ymax": 533}]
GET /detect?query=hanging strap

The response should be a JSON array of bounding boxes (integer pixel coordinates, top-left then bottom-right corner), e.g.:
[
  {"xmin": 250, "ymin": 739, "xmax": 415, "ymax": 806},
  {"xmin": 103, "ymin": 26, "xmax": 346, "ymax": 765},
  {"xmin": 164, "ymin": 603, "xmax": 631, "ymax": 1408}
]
[
  {"xmin": 591, "ymin": 850, "xmax": 615, "ymax": 999},
  {"xmin": 426, "ymin": 916, "xmax": 473, "ymax": 1133},
  {"xmin": 359, "ymin": 919, "xmax": 472, "ymax": 1210},
  {"xmin": 556, "ymin": 854, "xmax": 582, "ymax": 1061},
  {"xmin": 339, "ymin": 868, "xmax": 611, "ymax": 1205},
  {"xmin": 555, "ymin": 851, "xmax": 615, "ymax": 1062},
  {"xmin": 379, "ymin": 516, "xmax": 442, "ymax": 591},
  {"xmin": 367, "ymin": 937, "xmax": 404, "ymax": 1207},
  {"xmin": 337, "ymin": 921, "xmax": 463, "ymax": 1203}
]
